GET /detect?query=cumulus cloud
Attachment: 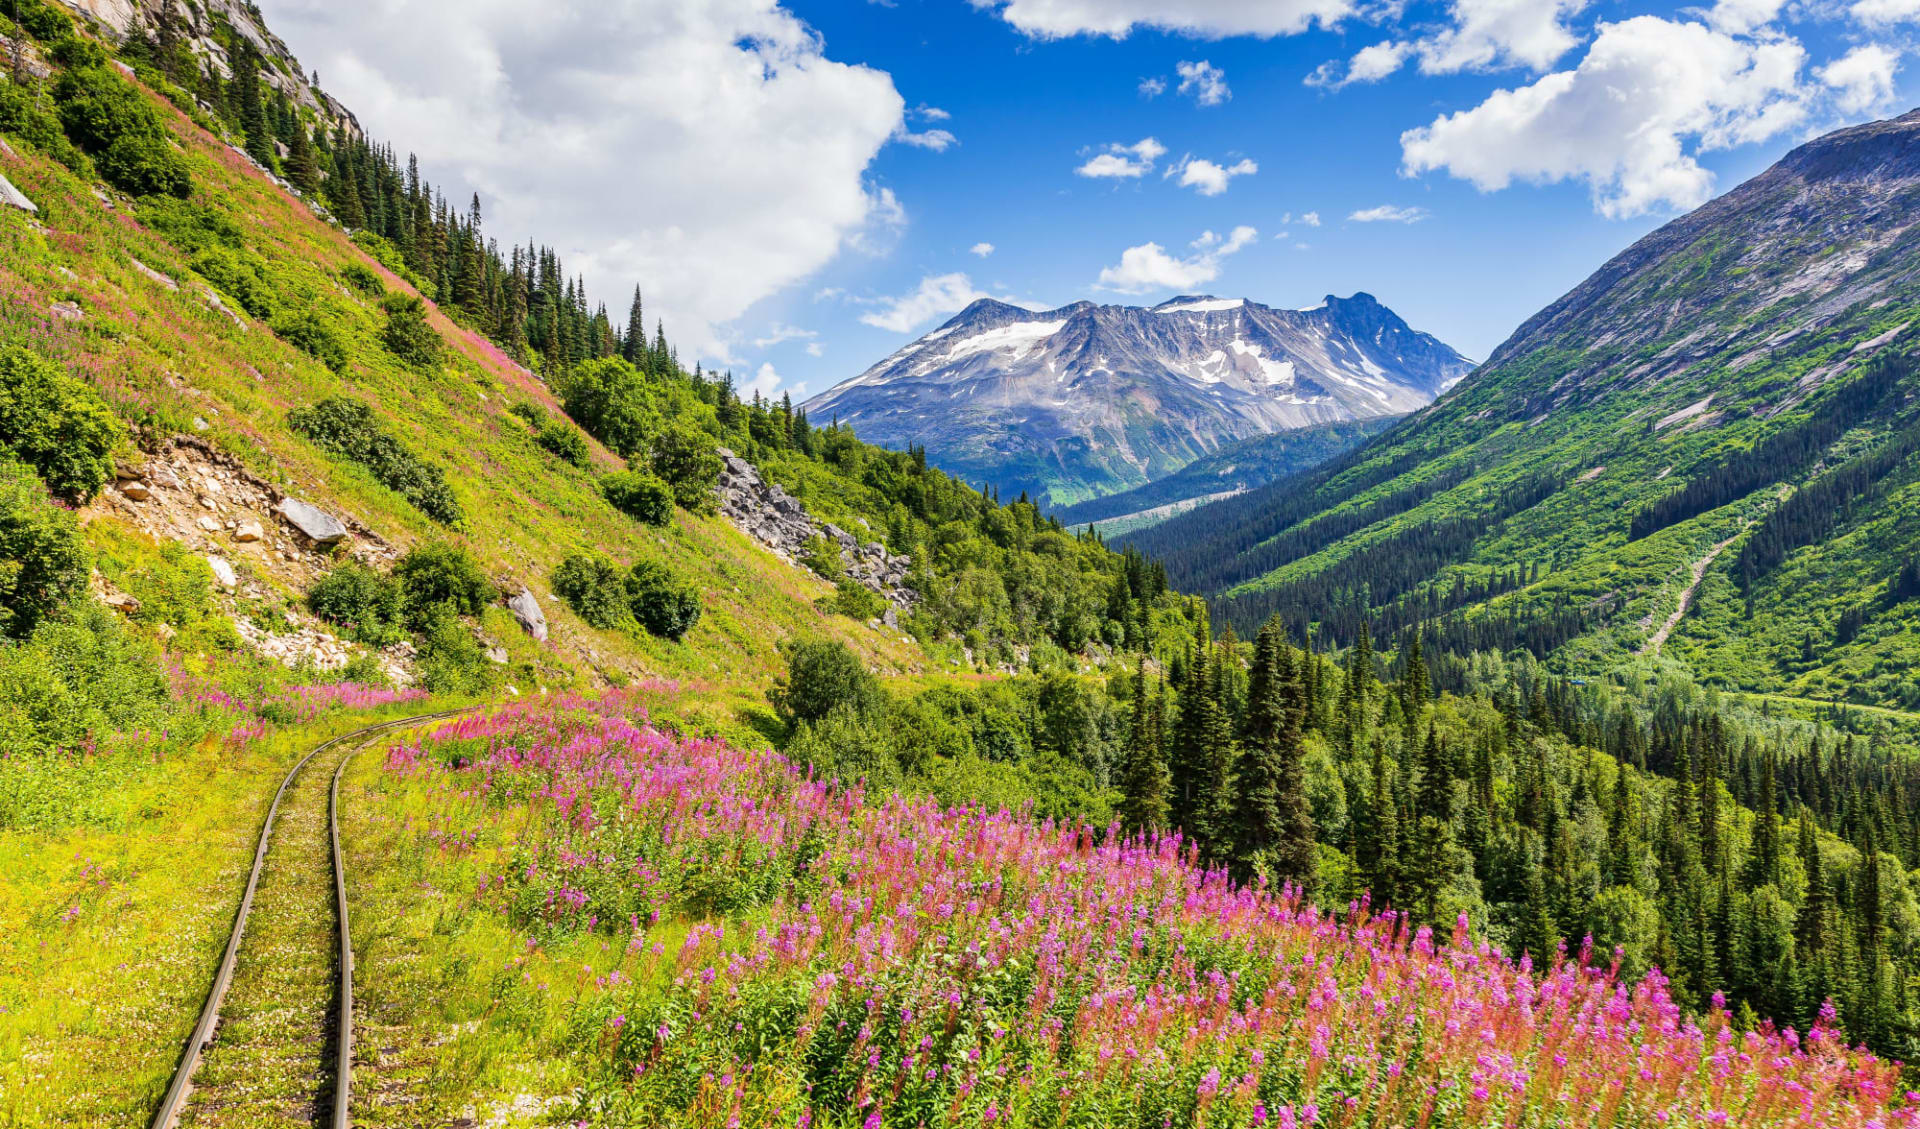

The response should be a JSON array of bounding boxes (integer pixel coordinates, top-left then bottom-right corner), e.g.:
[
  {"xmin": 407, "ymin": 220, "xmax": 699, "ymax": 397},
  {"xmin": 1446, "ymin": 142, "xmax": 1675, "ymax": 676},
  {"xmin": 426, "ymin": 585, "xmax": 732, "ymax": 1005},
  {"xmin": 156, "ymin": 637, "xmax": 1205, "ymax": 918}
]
[
  {"xmin": 968, "ymin": 0, "xmax": 1354, "ymax": 39},
  {"xmin": 1095, "ymin": 226, "xmax": 1258, "ymax": 293},
  {"xmin": 749, "ymin": 361, "xmax": 792, "ymax": 398},
  {"xmin": 1819, "ymin": 44, "xmax": 1901, "ymax": 113},
  {"xmin": 860, "ymin": 273, "xmax": 994, "ymax": 333},
  {"xmin": 1851, "ymin": 0, "xmax": 1920, "ymax": 25},
  {"xmin": 1284, "ymin": 210, "xmax": 1323, "ymax": 227},
  {"xmin": 1170, "ymin": 156, "xmax": 1259, "ymax": 195},
  {"xmin": 970, "ymin": 242, "xmax": 996, "ymax": 257},
  {"xmin": 1177, "ymin": 60, "xmax": 1232, "ymax": 106},
  {"xmin": 1709, "ymin": 0, "xmax": 1785, "ymax": 34},
  {"xmin": 1349, "ymin": 204, "xmax": 1430, "ymax": 222},
  {"xmin": 1076, "ymin": 137, "xmax": 1168, "ymax": 178},
  {"xmin": 914, "ymin": 104, "xmax": 952, "ymax": 121},
  {"xmin": 1399, "ymin": 16, "xmax": 1812, "ymax": 219},
  {"xmin": 895, "ymin": 126, "xmax": 959, "ymax": 150},
  {"xmin": 1138, "ymin": 76, "xmax": 1167, "ymax": 97},
  {"xmin": 1414, "ymin": 0, "xmax": 1588, "ymax": 75},
  {"xmin": 253, "ymin": 0, "xmax": 904, "ymax": 361},
  {"xmin": 752, "ymin": 323, "xmax": 818, "ymax": 348}
]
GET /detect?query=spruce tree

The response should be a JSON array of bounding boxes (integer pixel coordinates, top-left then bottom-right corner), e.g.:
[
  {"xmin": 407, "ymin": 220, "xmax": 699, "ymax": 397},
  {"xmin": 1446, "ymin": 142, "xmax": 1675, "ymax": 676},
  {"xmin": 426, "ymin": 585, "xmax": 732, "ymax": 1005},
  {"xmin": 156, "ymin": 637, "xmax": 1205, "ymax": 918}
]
[
  {"xmin": 1235, "ymin": 620, "xmax": 1316, "ymax": 892},
  {"xmin": 1118, "ymin": 669, "xmax": 1170, "ymax": 836}
]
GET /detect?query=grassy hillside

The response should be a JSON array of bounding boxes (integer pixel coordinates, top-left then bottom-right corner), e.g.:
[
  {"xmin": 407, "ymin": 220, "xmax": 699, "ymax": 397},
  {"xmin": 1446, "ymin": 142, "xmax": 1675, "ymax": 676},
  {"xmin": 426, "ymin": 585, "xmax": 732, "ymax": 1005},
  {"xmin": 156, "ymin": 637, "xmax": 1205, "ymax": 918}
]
[{"xmin": 1128, "ymin": 111, "xmax": 1920, "ymax": 714}]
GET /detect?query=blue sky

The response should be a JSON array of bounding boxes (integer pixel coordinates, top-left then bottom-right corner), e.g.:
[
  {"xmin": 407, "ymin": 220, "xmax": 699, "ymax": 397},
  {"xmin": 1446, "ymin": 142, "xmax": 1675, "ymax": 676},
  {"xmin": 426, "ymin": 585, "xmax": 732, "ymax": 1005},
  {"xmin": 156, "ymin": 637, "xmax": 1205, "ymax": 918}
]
[{"xmin": 258, "ymin": 0, "xmax": 1920, "ymax": 399}]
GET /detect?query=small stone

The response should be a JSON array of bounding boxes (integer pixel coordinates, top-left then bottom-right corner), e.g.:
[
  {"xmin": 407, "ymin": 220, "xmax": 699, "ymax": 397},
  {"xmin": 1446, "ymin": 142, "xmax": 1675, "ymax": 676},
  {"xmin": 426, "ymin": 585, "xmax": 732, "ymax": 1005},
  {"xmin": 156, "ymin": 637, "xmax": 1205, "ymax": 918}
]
[
  {"xmin": 234, "ymin": 521, "xmax": 264, "ymax": 543},
  {"xmin": 485, "ymin": 646, "xmax": 510, "ymax": 665},
  {"xmin": 192, "ymin": 417, "xmax": 210, "ymax": 432},
  {"xmin": 122, "ymin": 482, "xmax": 152, "ymax": 501},
  {"xmin": 50, "ymin": 301, "xmax": 82, "ymax": 322},
  {"xmin": 104, "ymin": 592, "xmax": 140, "ymax": 614},
  {"xmin": 207, "ymin": 556, "xmax": 238, "ymax": 590}
]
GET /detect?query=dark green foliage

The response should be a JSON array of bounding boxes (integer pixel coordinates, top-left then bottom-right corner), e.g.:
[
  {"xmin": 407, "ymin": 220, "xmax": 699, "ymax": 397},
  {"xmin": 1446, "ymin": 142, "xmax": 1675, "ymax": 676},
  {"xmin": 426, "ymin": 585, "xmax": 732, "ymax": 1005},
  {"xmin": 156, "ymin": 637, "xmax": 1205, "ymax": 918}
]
[
  {"xmin": 392, "ymin": 543, "xmax": 492, "ymax": 631},
  {"xmin": 190, "ymin": 248, "xmax": 275, "ymax": 319},
  {"xmin": 307, "ymin": 561, "xmax": 404, "ymax": 644},
  {"xmin": 340, "ymin": 263, "xmax": 383, "ymax": 296},
  {"xmin": 771, "ymin": 639, "xmax": 883, "ymax": 725},
  {"xmin": 413, "ymin": 603, "xmax": 492, "ymax": 695},
  {"xmin": 831, "ymin": 579, "xmax": 885, "ymax": 621},
  {"xmin": 52, "ymin": 60, "xmax": 191, "ymax": 197},
  {"xmin": 556, "ymin": 357, "xmax": 655, "ymax": 458},
  {"xmin": 534, "ymin": 420, "xmax": 591, "ymax": 469},
  {"xmin": 550, "ymin": 553, "xmax": 630, "ymax": 630},
  {"xmin": 1116, "ymin": 669, "xmax": 1170, "ymax": 835},
  {"xmin": 379, "ymin": 293, "xmax": 442, "ymax": 369},
  {"xmin": 0, "ymin": 463, "xmax": 89, "ymax": 638},
  {"xmin": 288, "ymin": 396, "xmax": 461, "ymax": 524},
  {"xmin": 0, "ymin": 604, "xmax": 171, "ymax": 764},
  {"xmin": 599, "ymin": 471, "xmax": 672, "ymax": 526},
  {"xmin": 138, "ymin": 197, "xmax": 245, "ymax": 255},
  {"xmin": 0, "ymin": 344, "xmax": 125, "ymax": 502},
  {"xmin": 649, "ymin": 424, "xmax": 721, "ymax": 515},
  {"xmin": 0, "ymin": 79, "xmax": 89, "ymax": 173},
  {"xmin": 274, "ymin": 310, "xmax": 348, "ymax": 372},
  {"xmin": 8, "ymin": 0, "xmax": 73, "ymax": 41},
  {"xmin": 624, "ymin": 559, "xmax": 700, "ymax": 640}
]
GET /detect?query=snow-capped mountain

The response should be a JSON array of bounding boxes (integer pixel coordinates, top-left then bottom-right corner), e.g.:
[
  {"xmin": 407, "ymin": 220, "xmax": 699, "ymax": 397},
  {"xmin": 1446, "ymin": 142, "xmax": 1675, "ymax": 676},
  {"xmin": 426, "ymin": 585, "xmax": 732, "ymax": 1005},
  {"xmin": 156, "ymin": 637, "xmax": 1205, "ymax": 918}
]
[{"xmin": 804, "ymin": 293, "xmax": 1475, "ymax": 507}]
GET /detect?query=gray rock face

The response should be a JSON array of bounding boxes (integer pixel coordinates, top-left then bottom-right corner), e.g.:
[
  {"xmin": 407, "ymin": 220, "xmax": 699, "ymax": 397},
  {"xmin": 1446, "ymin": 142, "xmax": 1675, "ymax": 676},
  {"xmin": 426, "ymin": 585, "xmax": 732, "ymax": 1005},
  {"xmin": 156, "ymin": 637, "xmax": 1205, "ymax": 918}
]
[
  {"xmin": 804, "ymin": 293, "xmax": 1475, "ymax": 506},
  {"xmin": 508, "ymin": 586, "xmax": 548, "ymax": 642},
  {"xmin": 0, "ymin": 173, "xmax": 37, "ymax": 214},
  {"xmin": 275, "ymin": 497, "xmax": 349, "ymax": 544},
  {"xmin": 715, "ymin": 448, "xmax": 919, "ymax": 617}
]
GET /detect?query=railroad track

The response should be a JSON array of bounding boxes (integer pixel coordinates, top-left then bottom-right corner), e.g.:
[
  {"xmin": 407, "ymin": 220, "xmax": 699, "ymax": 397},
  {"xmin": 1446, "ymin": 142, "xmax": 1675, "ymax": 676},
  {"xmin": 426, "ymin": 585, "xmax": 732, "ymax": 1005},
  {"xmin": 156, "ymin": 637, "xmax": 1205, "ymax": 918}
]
[{"xmin": 149, "ymin": 710, "xmax": 467, "ymax": 1129}]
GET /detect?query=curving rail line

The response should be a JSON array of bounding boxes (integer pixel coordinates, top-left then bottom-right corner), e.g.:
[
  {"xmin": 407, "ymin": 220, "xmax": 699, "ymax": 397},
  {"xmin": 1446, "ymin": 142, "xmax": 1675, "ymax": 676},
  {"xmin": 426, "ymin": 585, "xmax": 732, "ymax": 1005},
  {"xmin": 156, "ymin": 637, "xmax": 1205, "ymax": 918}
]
[{"xmin": 148, "ymin": 709, "xmax": 466, "ymax": 1129}]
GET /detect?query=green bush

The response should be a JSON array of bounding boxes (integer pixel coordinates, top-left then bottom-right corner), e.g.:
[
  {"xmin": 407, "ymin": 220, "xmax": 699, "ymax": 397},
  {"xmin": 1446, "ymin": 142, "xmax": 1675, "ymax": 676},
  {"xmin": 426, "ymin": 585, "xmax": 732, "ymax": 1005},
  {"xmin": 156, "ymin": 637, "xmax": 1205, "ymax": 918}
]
[
  {"xmin": 288, "ymin": 396, "xmax": 462, "ymax": 524},
  {"xmin": 380, "ymin": 293, "xmax": 442, "ymax": 368},
  {"xmin": 770, "ymin": 639, "xmax": 883, "ymax": 724},
  {"xmin": 349, "ymin": 234, "xmax": 434, "ymax": 296},
  {"xmin": 832, "ymin": 579, "xmax": 886, "ymax": 621},
  {"xmin": 97, "ymin": 131, "xmax": 190, "ymax": 198},
  {"xmin": 114, "ymin": 540, "xmax": 211, "ymax": 629},
  {"xmin": 800, "ymin": 536, "xmax": 845, "ymax": 581},
  {"xmin": 52, "ymin": 62, "xmax": 192, "ymax": 198},
  {"xmin": 11, "ymin": 0, "xmax": 74, "ymax": 41},
  {"xmin": 509, "ymin": 401, "xmax": 545, "ymax": 428},
  {"xmin": 0, "ymin": 80, "xmax": 89, "ymax": 174},
  {"xmin": 0, "ymin": 463, "xmax": 89, "ymax": 638},
  {"xmin": 600, "ymin": 470, "xmax": 673, "ymax": 526},
  {"xmin": 138, "ymin": 197, "xmax": 244, "ymax": 255},
  {"xmin": 0, "ymin": 345, "xmax": 125, "ymax": 502},
  {"xmin": 0, "ymin": 604, "xmax": 171, "ymax": 764},
  {"xmin": 551, "ymin": 553, "xmax": 630, "ymax": 630},
  {"xmin": 274, "ymin": 310, "xmax": 348, "ymax": 372},
  {"xmin": 625, "ymin": 560, "xmax": 701, "ymax": 641},
  {"xmin": 393, "ymin": 543, "xmax": 492, "ymax": 630},
  {"xmin": 650, "ymin": 425, "xmax": 722, "ymax": 515},
  {"xmin": 191, "ymin": 248, "xmax": 276, "ymax": 319},
  {"xmin": 413, "ymin": 603, "xmax": 492, "ymax": 695},
  {"xmin": 340, "ymin": 263, "xmax": 383, "ymax": 295},
  {"xmin": 555, "ymin": 357, "xmax": 656, "ymax": 458},
  {"xmin": 307, "ymin": 561, "xmax": 403, "ymax": 644},
  {"xmin": 534, "ymin": 420, "xmax": 591, "ymax": 468}
]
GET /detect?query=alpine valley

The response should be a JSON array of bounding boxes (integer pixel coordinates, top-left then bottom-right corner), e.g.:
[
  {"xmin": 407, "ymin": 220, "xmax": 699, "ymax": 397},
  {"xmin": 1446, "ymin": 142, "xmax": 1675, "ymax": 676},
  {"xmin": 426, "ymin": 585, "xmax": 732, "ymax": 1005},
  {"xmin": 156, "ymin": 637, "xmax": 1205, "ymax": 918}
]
[
  {"xmin": 805, "ymin": 292, "xmax": 1474, "ymax": 507},
  {"xmin": 10, "ymin": 0, "xmax": 1920, "ymax": 1127}
]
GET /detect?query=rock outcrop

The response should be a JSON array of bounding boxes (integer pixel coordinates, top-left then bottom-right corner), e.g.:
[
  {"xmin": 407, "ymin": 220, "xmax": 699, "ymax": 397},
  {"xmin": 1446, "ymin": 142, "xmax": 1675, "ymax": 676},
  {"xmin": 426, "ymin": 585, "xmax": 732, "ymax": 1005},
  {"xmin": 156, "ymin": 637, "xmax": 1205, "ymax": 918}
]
[
  {"xmin": 0, "ymin": 173, "xmax": 37, "ymax": 214},
  {"xmin": 507, "ymin": 586, "xmax": 548, "ymax": 642},
  {"xmin": 715, "ymin": 448, "xmax": 918, "ymax": 624}
]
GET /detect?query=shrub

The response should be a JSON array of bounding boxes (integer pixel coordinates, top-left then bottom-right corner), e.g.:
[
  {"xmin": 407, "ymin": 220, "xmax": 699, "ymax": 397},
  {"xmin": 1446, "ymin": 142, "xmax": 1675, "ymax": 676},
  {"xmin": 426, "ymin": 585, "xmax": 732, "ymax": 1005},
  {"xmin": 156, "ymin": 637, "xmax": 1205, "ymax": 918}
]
[
  {"xmin": 0, "ymin": 604, "xmax": 170, "ymax": 763},
  {"xmin": 509, "ymin": 401, "xmax": 546, "ymax": 428},
  {"xmin": 551, "ymin": 553, "xmax": 630, "ymax": 630},
  {"xmin": 52, "ymin": 62, "xmax": 192, "ymax": 198},
  {"xmin": 801, "ymin": 536, "xmax": 845, "ymax": 581},
  {"xmin": 832, "ymin": 579, "xmax": 885, "ymax": 621},
  {"xmin": 288, "ymin": 396, "xmax": 462, "ymax": 524},
  {"xmin": 274, "ymin": 311, "xmax": 348, "ymax": 372},
  {"xmin": 413, "ymin": 603, "xmax": 492, "ymax": 695},
  {"xmin": 0, "ymin": 345, "xmax": 125, "ymax": 502},
  {"xmin": 0, "ymin": 80, "xmax": 89, "ymax": 174},
  {"xmin": 191, "ymin": 248, "xmax": 276, "ymax": 319},
  {"xmin": 649, "ymin": 424, "xmax": 722, "ymax": 515},
  {"xmin": 770, "ymin": 639, "xmax": 883, "ymax": 724},
  {"xmin": 600, "ymin": 471, "xmax": 673, "ymax": 526},
  {"xmin": 307, "ymin": 561, "xmax": 403, "ymax": 644},
  {"xmin": 555, "ymin": 357, "xmax": 656, "ymax": 457},
  {"xmin": 114, "ymin": 540, "xmax": 212, "ymax": 629},
  {"xmin": 138, "ymin": 197, "xmax": 244, "ymax": 255},
  {"xmin": 340, "ymin": 263, "xmax": 383, "ymax": 295},
  {"xmin": 625, "ymin": 560, "xmax": 701, "ymax": 641},
  {"xmin": 393, "ymin": 543, "xmax": 492, "ymax": 630},
  {"xmin": 0, "ymin": 463, "xmax": 89, "ymax": 638},
  {"xmin": 534, "ymin": 420, "xmax": 591, "ymax": 468},
  {"xmin": 11, "ymin": 0, "xmax": 73, "ymax": 41},
  {"xmin": 380, "ymin": 293, "xmax": 442, "ymax": 368},
  {"xmin": 96, "ymin": 132, "xmax": 190, "ymax": 198}
]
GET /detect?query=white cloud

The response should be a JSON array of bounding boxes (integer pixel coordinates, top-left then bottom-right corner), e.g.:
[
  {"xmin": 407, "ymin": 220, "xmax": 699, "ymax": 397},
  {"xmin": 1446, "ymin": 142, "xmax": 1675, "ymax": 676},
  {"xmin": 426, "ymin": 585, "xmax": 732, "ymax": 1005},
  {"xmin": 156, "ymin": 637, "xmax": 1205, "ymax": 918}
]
[
  {"xmin": 1415, "ymin": 0, "xmax": 1588, "ymax": 75},
  {"xmin": 1709, "ymin": 0, "xmax": 1785, "ymax": 34},
  {"xmin": 848, "ymin": 186, "xmax": 909, "ymax": 256},
  {"xmin": 752, "ymin": 323, "xmax": 818, "ymax": 348},
  {"xmin": 860, "ymin": 272, "xmax": 993, "ymax": 333},
  {"xmin": 749, "ymin": 361, "xmax": 793, "ymax": 398},
  {"xmin": 1076, "ymin": 137, "xmax": 1168, "ymax": 178},
  {"xmin": 805, "ymin": 341, "xmax": 825, "ymax": 357},
  {"xmin": 1177, "ymin": 59, "xmax": 1232, "ymax": 106},
  {"xmin": 970, "ymin": 241, "xmax": 996, "ymax": 257},
  {"xmin": 1345, "ymin": 40, "xmax": 1414, "ymax": 84},
  {"xmin": 969, "ymin": 0, "xmax": 1355, "ymax": 39},
  {"xmin": 1348, "ymin": 204, "xmax": 1430, "ymax": 222},
  {"xmin": 1095, "ymin": 225, "xmax": 1258, "ymax": 293},
  {"xmin": 895, "ymin": 126, "xmax": 959, "ymax": 151},
  {"xmin": 1138, "ymin": 76, "xmax": 1167, "ymax": 97},
  {"xmin": 913, "ymin": 104, "xmax": 952, "ymax": 121},
  {"xmin": 1170, "ymin": 155, "xmax": 1258, "ymax": 195},
  {"xmin": 1400, "ymin": 16, "xmax": 1813, "ymax": 219},
  {"xmin": 1297, "ymin": 210, "xmax": 1323, "ymax": 227},
  {"xmin": 1819, "ymin": 44, "xmax": 1901, "ymax": 114},
  {"xmin": 253, "ymin": 0, "xmax": 904, "ymax": 361},
  {"xmin": 1852, "ymin": 0, "xmax": 1920, "ymax": 26}
]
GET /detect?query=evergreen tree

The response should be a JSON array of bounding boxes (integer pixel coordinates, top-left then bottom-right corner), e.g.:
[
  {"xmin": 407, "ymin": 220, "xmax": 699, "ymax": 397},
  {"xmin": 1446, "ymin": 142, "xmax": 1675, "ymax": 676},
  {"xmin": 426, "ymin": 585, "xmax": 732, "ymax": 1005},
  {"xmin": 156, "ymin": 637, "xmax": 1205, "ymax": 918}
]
[
  {"xmin": 1235, "ymin": 620, "xmax": 1317, "ymax": 892},
  {"xmin": 286, "ymin": 120, "xmax": 323, "ymax": 198},
  {"xmin": 1118, "ymin": 669, "xmax": 1170, "ymax": 836}
]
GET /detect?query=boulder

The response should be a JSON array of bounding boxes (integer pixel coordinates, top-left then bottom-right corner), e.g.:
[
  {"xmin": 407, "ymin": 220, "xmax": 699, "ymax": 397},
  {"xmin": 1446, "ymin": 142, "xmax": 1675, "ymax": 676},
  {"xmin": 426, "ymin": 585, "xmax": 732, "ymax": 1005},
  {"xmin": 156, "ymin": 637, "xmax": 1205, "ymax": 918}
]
[
  {"xmin": 131, "ymin": 258, "xmax": 179, "ymax": 292},
  {"xmin": 507, "ymin": 586, "xmax": 548, "ymax": 642},
  {"xmin": 234, "ymin": 521, "xmax": 264, "ymax": 543},
  {"xmin": 50, "ymin": 301, "xmax": 83, "ymax": 322},
  {"xmin": 206, "ymin": 555, "xmax": 238, "ymax": 591},
  {"xmin": 275, "ymin": 497, "xmax": 349, "ymax": 544},
  {"xmin": 0, "ymin": 172, "xmax": 36, "ymax": 215},
  {"xmin": 103, "ymin": 592, "xmax": 140, "ymax": 614},
  {"xmin": 122, "ymin": 481, "xmax": 152, "ymax": 501}
]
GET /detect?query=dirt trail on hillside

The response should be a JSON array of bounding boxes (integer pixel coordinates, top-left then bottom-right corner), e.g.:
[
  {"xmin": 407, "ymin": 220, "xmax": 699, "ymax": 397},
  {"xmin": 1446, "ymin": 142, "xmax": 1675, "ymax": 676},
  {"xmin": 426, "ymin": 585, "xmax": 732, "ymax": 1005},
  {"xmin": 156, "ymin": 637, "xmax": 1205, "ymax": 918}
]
[{"xmin": 1639, "ymin": 532, "xmax": 1744, "ymax": 656}]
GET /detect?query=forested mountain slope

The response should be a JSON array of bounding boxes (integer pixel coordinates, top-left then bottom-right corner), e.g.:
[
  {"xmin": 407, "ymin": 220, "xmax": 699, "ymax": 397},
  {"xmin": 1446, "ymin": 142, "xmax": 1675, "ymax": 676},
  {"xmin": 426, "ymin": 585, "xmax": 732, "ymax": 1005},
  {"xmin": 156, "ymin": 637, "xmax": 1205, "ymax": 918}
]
[{"xmin": 1129, "ymin": 109, "xmax": 1920, "ymax": 713}]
